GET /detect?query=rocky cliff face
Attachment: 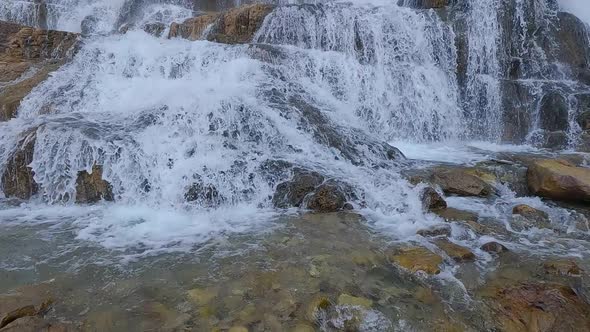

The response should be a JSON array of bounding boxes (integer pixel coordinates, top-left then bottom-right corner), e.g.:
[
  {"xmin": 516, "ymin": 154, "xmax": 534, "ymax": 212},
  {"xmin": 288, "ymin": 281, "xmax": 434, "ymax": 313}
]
[{"xmin": 0, "ymin": 20, "xmax": 78, "ymax": 121}]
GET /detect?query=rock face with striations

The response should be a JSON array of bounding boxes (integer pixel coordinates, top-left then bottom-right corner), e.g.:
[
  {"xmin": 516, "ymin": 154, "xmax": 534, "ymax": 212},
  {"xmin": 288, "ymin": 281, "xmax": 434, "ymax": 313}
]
[
  {"xmin": 169, "ymin": 4, "xmax": 275, "ymax": 44},
  {"xmin": 527, "ymin": 159, "xmax": 590, "ymax": 203},
  {"xmin": 1, "ymin": 136, "xmax": 38, "ymax": 200},
  {"xmin": 0, "ymin": 21, "xmax": 78, "ymax": 121}
]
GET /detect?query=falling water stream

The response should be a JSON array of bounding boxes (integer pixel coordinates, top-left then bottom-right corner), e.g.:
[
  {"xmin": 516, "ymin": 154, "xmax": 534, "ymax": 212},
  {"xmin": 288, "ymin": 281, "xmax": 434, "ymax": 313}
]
[{"xmin": 0, "ymin": 0, "xmax": 589, "ymax": 331}]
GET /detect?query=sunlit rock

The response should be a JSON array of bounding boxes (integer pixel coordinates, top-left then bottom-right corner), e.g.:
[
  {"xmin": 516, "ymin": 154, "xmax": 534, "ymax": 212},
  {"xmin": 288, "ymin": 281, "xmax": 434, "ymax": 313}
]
[
  {"xmin": 527, "ymin": 159, "xmax": 590, "ymax": 202},
  {"xmin": 0, "ymin": 21, "xmax": 78, "ymax": 121},
  {"xmin": 389, "ymin": 247, "xmax": 443, "ymax": 275},
  {"xmin": 417, "ymin": 224, "xmax": 451, "ymax": 238},
  {"xmin": 169, "ymin": 4, "xmax": 274, "ymax": 44},
  {"xmin": 434, "ymin": 239, "xmax": 475, "ymax": 262},
  {"xmin": 337, "ymin": 294, "xmax": 373, "ymax": 308}
]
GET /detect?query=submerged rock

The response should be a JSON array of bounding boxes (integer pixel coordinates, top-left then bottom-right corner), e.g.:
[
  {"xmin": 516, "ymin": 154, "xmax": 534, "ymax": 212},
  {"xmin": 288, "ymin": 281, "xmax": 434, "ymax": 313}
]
[
  {"xmin": 337, "ymin": 294, "xmax": 373, "ymax": 308},
  {"xmin": 75, "ymin": 165, "xmax": 114, "ymax": 203},
  {"xmin": 434, "ymin": 239, "xmax": 475, "ymax": 262},
  {"xmin": 417, "ymin": 224, "xmax": 452, "ymax": 238},
  {"xmin": 484, "ymin": 282, "xmax": 590, "ymax": 332},
  {"xmin": 542, "ymin": 260, "xmax": 582, "ymax": 277},
  {"xmin": 184, "ymin": 181, "xmax": 223, "ymax": 207},
  {"xmin": 511, "ymin": 204, "xmax": 550, "ymax": 230},
  {"xmin": 1, "ymin": 137, "xmax": 38, "ymax": 200},
  {"xmin": 527, "ymin": 159, "xmax": 590, "ymax": 202},
  {"xmin": 389, "ymin": 247, "xmax": 443, "ymax": 275},
  {"xmin": 169, "ymin": 4, "xmax": 274, "ymax": 44}
]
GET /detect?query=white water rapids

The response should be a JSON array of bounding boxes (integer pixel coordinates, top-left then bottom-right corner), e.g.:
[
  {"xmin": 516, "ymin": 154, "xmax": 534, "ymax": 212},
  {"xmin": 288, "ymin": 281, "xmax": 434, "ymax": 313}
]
[{"xmin": 0, "ymin": 0, "xmax": 589, "ymax": 261}]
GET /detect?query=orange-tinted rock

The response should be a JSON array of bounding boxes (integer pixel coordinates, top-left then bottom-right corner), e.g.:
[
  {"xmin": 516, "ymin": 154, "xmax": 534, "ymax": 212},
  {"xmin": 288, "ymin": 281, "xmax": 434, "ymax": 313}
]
[{"xmin": 527, "ymin": 159, "xmax": 590, "ymax": 202}]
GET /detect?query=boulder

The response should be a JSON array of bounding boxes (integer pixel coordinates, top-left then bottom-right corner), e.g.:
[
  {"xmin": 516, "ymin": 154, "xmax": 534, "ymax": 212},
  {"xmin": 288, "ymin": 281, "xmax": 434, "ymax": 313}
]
[
  {"xmin": 542, "ymin": 130, "xmax": 569, "ymax": 150},
  {"xmin": 389, "ymin": 247, "xmax": 443, "ymax": 275},
  {"xmin": 75, "ymin": 165, "xmax": 114, "ymax": 203},
  {"xmin": 169, "ymin": 4, "xmax": 274, "ymax": 44},
  {"xmin": 429, "ymin": 167, "xmax": 493, "ymax": 197},
  {"xmin": 480, "ymin": 242, "xmax": 508, "ymax": 254},
  {"xmin": 305, "ymin": 182, "xmax": 346, "ymax": 212},
  {"xmin": 527, "ymin": 159, "xmax": 590, "ymax": 202},
  {"xmin": 272, "ymin": 169, "xmax": 324, "ymax": 208},
  {"xmin": 577, "ymin": 111, "xmax": 590, "ymax": 131},
  {"xmin": 434, "ymin": 239, "xmax": 475, "ymax": 262},
  {"xmin": 1, "ymin": 137, "xmax": 38, "ymax": 199},
  {"xmin": 0, "ymin": 21, "xmax": 78, "ymax": 121},
  {"xmin": 484, "ymin": 282, "xmax": 590, "ymax": 332},
  {"xmin": 420, "ymin": 186, "xmax": 447, "ymax": 211}
]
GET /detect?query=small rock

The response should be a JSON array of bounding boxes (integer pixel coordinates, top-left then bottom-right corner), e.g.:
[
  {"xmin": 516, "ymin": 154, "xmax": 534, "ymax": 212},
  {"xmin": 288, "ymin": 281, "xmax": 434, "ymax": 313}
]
[
  {"xmin": 304, "ymin": 296, "xmax": 331, "ymax": 321},
  {"xmin": 434, "ymin": 239, "xmax": 475, "ymax": 262},
  {"xmin": 543, "ymin": 260, "xmax": 582, "ymax": 277},
  {"xmin": 143, "ymin": 22, "xmax": 166, "ymax": 37},
  {"xmin": 433, "ymin": 207, "xmax": 478, "ymax": 223},
  {"xmin": 420, "ymin": 186, "xmax": 447, "ymax": 211},
  {"xmin": 75, "ymin": 165, "xmax": 114, "ymax": 203},
  {"xmin": 272, "ymin": 169, "xmax": 324, "ymax": 208},
  {"xmin": 480, "ymin": 242, "xmax": 508, "ymax": 254},
  {"xmin": 389, "ymin": 247, "xmax": 443, "ymax": 275},
  {"xmin": 336, "ymin": 294, "xmax": 373, "ymax": 308},
  {"xmin": 187, "ymin": 287, "xmax": 218, "ymax": 306},
  {"xmin": 184, "ymin": 181, "xmax": 222, "ymax": 207},
  {"xmin": 417, "ymin": 224, "xmax": 452, "ymax": 238},
  {"xmin": 511, "ymin": 204, "xmax": 551, "ymax": 230}
]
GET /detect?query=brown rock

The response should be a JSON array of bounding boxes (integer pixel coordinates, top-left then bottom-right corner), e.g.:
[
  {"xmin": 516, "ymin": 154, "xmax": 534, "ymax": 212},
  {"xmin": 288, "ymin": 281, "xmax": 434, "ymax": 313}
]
[
  {"xmin": 421, "ymin": 186, "xmax": 447, "ymax": 211},
  {"xmin": 434, "ymin": 239, "xmax": 475, "ymax": 262},
  {"xmin": 433, "ymin": 207, "xmax": 478, "ymax": 223},
  {"xmin": 542, "ymin": 260, "xmax": 582, "ymax": 277},
  {"xmin": 0, "ymin": 21, "xmax": 78, "ymax": 121},
  {"xmin": 511, "ymin": 204, "xmax": 551, "ymax": 230},
  {"xmin": 527, "ymin": 159, "xmax": 590, "ymax": 202},
  {"xmin": 169, "ymin": 4, "xmax": 274, "ymax": 44},
  {"xmin": 389, "ymin": 247, "xmax": 443, "ymax": 275},
  {"xmin": 272, "ymin": 169, "xmax": 324, "ymax": 208},
  {"xmin": 485, "ymin": 282, "xmax": 590, "ymax": 332},
  {"xmin": 1, "ymin": 136, "xmax": 38, "ymax": 199},
  {"xmin": 480, "ymin": 242, "xmax": 508, "ymax": 254},
  {"xmin": 306, "ymin": 183, "xmax": 346, "ymax": 212},
  {"xmin": 429, "ymin": 167, "xmax": 493, "ymax": 197},
  {"xmin": 75, "ymin": 165, "xmax": 114, "ymax": 203},
  {"xmin": 417, "ymin": 224, "xmax": 451, "ymax": 238}
]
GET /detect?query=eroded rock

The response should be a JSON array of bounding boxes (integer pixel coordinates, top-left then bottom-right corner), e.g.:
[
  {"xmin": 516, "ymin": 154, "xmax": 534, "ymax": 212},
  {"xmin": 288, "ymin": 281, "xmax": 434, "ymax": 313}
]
[
  {"xmin": 169, "ymin": 4, "xmax": 274, "ymax": 44},
  {"xmin": 1, "ymin": 137, "xmax": 38, "ymax": 199},
  {"xmin": 511, "ymin": 204, "xmax": 551, "ymax": 230},
  {"xmin": 184, "ymin": 181, "xmax": 223, "ymax": 207},
  {"xmin": 417, "ymin": 224, "xmax": 451, "ymax": 238},
  {"xmin": 75, "ymin": 165, "xmax": 114, "ymax": 203},
  {"xmin": 480, "ymin": 242, "xmax": 508, "ymax": 254},
  {"xmin": 542, "ymin": 260, "xmax": 582, "ymax": 277},
  {"xmin": 306, "ymin": 182, "xmax": 347, "ymax": 213},
  {"xmin": 273, "ymin": 169, "xmax": 324, "ymax": 208},
  {"xmin": 527, "ymin": 159, "xmax": 590, "ymax": 202},
  {"xmin": 0, "ymin": 21, "xmax": 78, "ymax": 121}
]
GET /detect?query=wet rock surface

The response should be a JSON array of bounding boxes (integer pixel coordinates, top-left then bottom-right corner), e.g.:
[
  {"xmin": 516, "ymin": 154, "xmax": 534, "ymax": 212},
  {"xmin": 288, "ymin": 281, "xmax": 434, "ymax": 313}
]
[
  {"xmin": 1, "ymin": 136, "xmax": 38, "ymax": 199},
  {"xmin": 169, "ymin": 4, "xmax": 274, "ymax": 44},
  {"xmin": 0, "ymin": 21, "xmax": 78, "ymax": 121},
  {"xmin": 75, "ymin": 165, "xmax": 114, "ymax": 203},
  {"xmin": 527, "ymin": 159, "xmax": 590, "ymax": 203}
]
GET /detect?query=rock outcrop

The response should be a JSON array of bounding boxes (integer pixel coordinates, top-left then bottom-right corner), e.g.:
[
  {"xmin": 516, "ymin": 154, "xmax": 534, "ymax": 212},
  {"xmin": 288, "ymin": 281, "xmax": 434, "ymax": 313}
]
[
  {"xmin": 0, "ymin": 21, "xmax": 78, "ymax": 121},
  {"xmin": 169, "ymin": 4, "xmax": 274, "ymax": 44},
  {"xmin": 527, "ymin": 159, "xmax": 590, "ymax": 202},
  {"xmin": 1, "ymin": 136, "xmax": 38, "ymax": 199},
  {"xmin": 428, "ymin": 167, "xmax": 494, "ymax": 197},
  {"xmin": 75, "ymin": 165, "xmax": 114, "ymax": 203}
]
